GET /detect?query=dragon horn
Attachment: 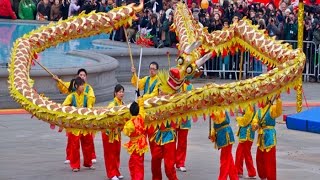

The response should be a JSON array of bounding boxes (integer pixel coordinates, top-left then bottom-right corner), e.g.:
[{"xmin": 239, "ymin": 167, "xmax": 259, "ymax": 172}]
[
  {"xmin": 184, "ymin": 41, "xmax": 201, "ymax": 54},
  {"xmin": 195, "ymin": 52, "xmax": 212, "ymax": 67},
  {"xmin": 133, "ymin": 0, "xmax": 144, "ymax": 12}
]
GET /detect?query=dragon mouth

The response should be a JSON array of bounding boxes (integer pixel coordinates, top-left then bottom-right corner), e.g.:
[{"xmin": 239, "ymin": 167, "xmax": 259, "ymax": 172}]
[{"xmin": 168, "ymin": 74, "xmax": 184, "ymax": 90}]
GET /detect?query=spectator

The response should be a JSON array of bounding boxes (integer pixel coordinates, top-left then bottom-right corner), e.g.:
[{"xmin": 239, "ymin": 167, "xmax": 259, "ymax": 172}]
[
  {"xmin": 311, "ymin": 19, "xmax": 320, "ymax": 82},
  {"xmin": 60, "ymin": 0, "xmax": 70, "ymax": 20},
  {"xmin": 147, "ymin": 13, "xmax": 163, "ymax": 48},
  {"xmin": 0, "ymin": 0, "xmax": 17, "ymax": 19},
  {"xmin": 313, "ymin": 19, "xmax": 320, "ymax": 47},
  {"xmin": 37, "ymin": 0, "xmax": 52, "ymax": 20},
  {"xmin": 266, "ymin": 15, "xmax": 281, "ymax": 39},
  {"xmin": 304, "ymin": 17, "xmax": 313, "ymax": 41},
  {"xmin": 18, "ymin": 0, "xmax": 36, "ymax": 20},
  {"xmin": 249, "ymin": 9, "xmax": 258, "ymax": 25},
  {"xmin": 50, "ymin": 0, "xmax": 62, "ymax": 21},
  {"xmin": 162, "ymin": 12, "xmax": 175, "ymax": 47},
  {"xmin": 82, "ymin": 0, "xmax": 97, "ymax": 14},
  {"xmin": 127, "ymin": 17, "xmax": 139, "ymax": 43},
  {"xmin": 284, "ymin": 13, "xmax": 298, "ymax": 41},
  {"xmin": 105, "ymin": 0, "xmax": 113, "ymax": 12},
  {"xmin": 209, "ymin": 13, "xmax": 222, "ymax": 33},
  {"xmin": 96, "ymin": 0, "xmax": 107, "ymax": 12},
  {"xmin": 68, "ymin": 0, "xmax": 80, "ymax": 17}
]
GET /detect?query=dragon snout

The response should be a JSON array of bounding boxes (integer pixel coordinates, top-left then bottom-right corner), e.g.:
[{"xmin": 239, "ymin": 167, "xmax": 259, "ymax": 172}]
[{"xmin": 170, "ymin": 68, "xmax": 180, "ymax": 80}]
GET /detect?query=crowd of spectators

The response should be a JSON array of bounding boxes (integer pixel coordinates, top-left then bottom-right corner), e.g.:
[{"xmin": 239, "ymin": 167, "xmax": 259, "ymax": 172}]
[{"xmin": 1, "ymin": 0, "xmax": 320, "ymax": 48}]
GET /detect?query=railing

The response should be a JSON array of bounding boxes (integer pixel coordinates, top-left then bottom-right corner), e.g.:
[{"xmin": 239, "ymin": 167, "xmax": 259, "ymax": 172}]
[{"xmin": 202, "ymin": 40, "xmax": 320, "ymax": 82}]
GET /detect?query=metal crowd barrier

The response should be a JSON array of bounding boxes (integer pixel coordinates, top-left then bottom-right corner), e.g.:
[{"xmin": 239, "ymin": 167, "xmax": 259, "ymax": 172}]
[{"xmin": 202, "ymin": 40, "xmax": 320, "ymax": 82}]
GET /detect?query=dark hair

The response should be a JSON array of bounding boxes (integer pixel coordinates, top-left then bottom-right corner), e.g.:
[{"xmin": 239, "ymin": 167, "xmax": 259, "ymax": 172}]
[
  {"xmin": 150, "ymin": 62, "xmax": 159, "ymax": 70},
  {"xmin": 130, "ymin": 101, "xmax": 139, "ymax": 116},
  {"xmin": 68, "ymin": 77, "xmax": 85, "ymax": 92},
  {"xmin": 114, "ymin": 84, "xmax": 124, "ymax": 97},
  {"xmin": 77, "ymin": 68, "xmax": 87, "ymax": 75}
]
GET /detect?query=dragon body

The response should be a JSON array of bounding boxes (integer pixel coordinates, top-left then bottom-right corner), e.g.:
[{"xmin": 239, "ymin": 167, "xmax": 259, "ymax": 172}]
[{"xmin": 8, "ymin": 1, "xmax": 305, "ymax": 134}]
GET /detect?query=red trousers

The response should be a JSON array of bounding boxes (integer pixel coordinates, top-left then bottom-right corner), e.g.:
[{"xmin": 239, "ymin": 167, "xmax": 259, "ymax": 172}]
[
  {"xmin": 66, "ymin": 133, "xmax": 96, "ymax": 160},
  {"xmin": 129, "ymin": 151, "xmax": 145, "ymax": 180},
  {"xmin": 102, "ymin": 133, "xmax": 121, "ymax": 178},
  {"xmin": 219, "ymin": 144, "xmax": 238, "ymax": 180},
  {"xmin": 67, "ymin": 133, "xmax": 93, "ymax": 169},
  {"xmin": 91, "ymin": 134, "xmax": 96, "ymax": 159},
  {"xmin": 235, "ymin": 141, "xmax": 256, "ymax": 177},
  {"xmin": 175, "ymin": 128, "xmax": 189, "ymax": 168},
  {"xmin": 149, "ymin": 141, "xmax": 178, "ymax": 180},
  {"xmin": 256, "ymin": 147, "xmax": 276, "ymax": 180}
]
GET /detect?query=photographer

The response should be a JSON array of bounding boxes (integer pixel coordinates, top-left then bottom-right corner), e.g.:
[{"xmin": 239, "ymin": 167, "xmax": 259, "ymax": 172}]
[
  {"xmin": 284, "ymin": 13, "xmax": 298, "ymax": 41},
  {"xmin": 266, "ymin": 14, "xmax": 281, "ymax": 39}
]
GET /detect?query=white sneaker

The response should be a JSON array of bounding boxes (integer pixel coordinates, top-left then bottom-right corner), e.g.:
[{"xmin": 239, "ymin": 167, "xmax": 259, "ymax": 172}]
[
  {"xmin": 72, "ymin": 168, "xmax": 79, "ymax": 172},
  {"xmin": 177, "ymin": 167, "xmax": 187, "ymax": 172},
  {"xmin": 64, "ymin": 160, "xmax": 70, "ymax": 164},
  {"xmin": 111, "ymin": 176, "xmax": 119, "ymax": 180},
  {"xmin": 244, "ymin": 176, "xmax": 256, "ymax": 179},
  {"xmin": 118, "ymin": 175, "xmax": 124, "ymax": 179},
  {"xmin": 88, "ymin": 165, "xmax": 95, "ymax": 170},
  {"xmin": 92, "ymin": 159, "xmax": 97, "ymax": 163}
]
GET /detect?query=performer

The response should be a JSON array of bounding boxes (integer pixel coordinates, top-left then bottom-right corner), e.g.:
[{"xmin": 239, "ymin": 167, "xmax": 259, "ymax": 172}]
[
  {"xmin": 102, "ymin": 84, "xmax": 125, "ymax": 180},
  {"xmin": 53, "ymin": 68, "xmax": 97, "ymax": 164},
  {"xmin": 209, "ymin": 111, "xmax": 238, "ymax": 180},
  {"xmin": 148, "ymin": 87, "xmax": 178, "ymax": 180},
  {"xmin": 235, "ymin": 106, "xmax": 257, "ymax": 178},
  {"xmin": 252, "ymin": 96, "xmax": 282, "ymax": 180},
  {"xmin": 131, "ymin": 61, "xmax": 160, "ymax": 99},
  {"xmin": 175, "ymin": 82, "xmax": 193, "ymax": 172},
  {"xmin": 131, "ymin": 61, "xmax": 165, "ymax": 179},
  {"xmin": 62, "ymin": 77, "xmax": 95, "ymax": 172},
  {"xmin": 123, "ymin": 96, "xmax": 148, "ymax": 180}
]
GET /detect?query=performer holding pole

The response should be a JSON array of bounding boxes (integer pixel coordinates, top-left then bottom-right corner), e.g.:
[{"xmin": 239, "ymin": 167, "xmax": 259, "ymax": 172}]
[
  {"xmin": 252, "ymin": 95, "xmax": 282, "ymax": 180},
  {"xmin": 102, "ymin": 84, "xmax": 125, "ymax": 180},
  {"xmin": 235, "ymin": 106, "xmax": 257, "ymax": 178},
  {"xmin": 53, "ymin": 68, "xmax": 97, "ymax": 165},
  {"xmin": 123, "ymin": 95, "xmax": 148, "ymax": 180},
  {"xmin": 209, "ymin": 111, "xmax": 238, "ymax": 180},
  {"xmin": 175, "ymin": 81, "xmax": 193, "ymax": 172},
  {"xmin": 62, "ymin": 77, "xmax": 95, "ymax": 172}
]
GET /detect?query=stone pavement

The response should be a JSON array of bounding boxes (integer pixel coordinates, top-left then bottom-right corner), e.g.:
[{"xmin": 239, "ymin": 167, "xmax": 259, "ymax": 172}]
[{"xmin": 0, "ymin": 79, "xmax": 320, "ymax": 180}]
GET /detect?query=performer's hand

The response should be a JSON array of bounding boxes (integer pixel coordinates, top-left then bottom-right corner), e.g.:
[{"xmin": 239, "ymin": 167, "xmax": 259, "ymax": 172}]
[
  {"xmin": 136, "ymin": 89, "xmax": 141, "ymax": 97},
  {"xmin": 251, "ymin": 123, "xmax": 259, "ymax": 131},
  {"xmin": 131, "ymin": 67, "xmax": 136, "ymax": 74}
]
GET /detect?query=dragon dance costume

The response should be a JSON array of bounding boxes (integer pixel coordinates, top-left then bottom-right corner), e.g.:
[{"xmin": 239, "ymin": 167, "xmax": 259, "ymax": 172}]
[
  {"xmin": 102, "ymin": 97, "xmax": 123, "ymax": 179},
  {"xmin": 56, "ymin": 80, "xmax": 96, "ymax": 162},
  {"xmin": 62, "ymin": 90, "xmax": 94, "ymax": 170},
  {"xmin": 175, "ymin": 83, "xmax": 193, "ymax": 171},
  {"xmin": 131, "ymin": 73, "xmax": 159, "ymax": 99},
  {"xmin": 149, "ymin": 120, "xmax": 178, "ymax": 180},
  {"xmin": 252, "ymin": 99, "xmax": 282, "ymax": 180},
  {"xmin": 132, "ymin": 71, "xmax": 178, "ymax": 180},
  {"xmin": 123, "ymin": 98, "xmax": 148, "ymax": 180},
  {"xmin": 211, "ymin": 111, "xmax": 238, "ymax": 180},
  {"xmin": 235, "ymin": 107, "xmax": 257, "ymax": 178}
]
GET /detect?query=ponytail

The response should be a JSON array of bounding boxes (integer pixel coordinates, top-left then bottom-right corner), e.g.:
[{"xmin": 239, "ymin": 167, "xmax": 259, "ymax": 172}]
[
  {"xmin": 68, "ymin": 79, "xmax": 76, "ymax": 93},
  {"xmin": 68, "ymin": 77, "xmax": 85, "ymax": 92}
]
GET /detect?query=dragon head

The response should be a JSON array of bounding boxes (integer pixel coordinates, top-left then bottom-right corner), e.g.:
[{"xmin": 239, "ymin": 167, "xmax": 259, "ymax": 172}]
[{"xmin": 167, "ymin": 41, "xmax": 212, "ymax": 91}]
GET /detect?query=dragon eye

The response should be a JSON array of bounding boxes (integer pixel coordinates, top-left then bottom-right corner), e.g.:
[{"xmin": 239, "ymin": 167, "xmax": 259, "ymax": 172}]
[
  {"xmin": 186, "ymin": 66, "xmax": 193, "ymax": 74},
  {"xmin": 177, "ymin": 57, "xmax": 184, "ymax": 65}
]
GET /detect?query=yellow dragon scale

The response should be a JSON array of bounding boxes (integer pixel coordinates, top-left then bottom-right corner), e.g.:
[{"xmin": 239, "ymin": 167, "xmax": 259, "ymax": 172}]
[{"xmin": 8, "ymin": 2, "xmax": 305, "ymax": 133}]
